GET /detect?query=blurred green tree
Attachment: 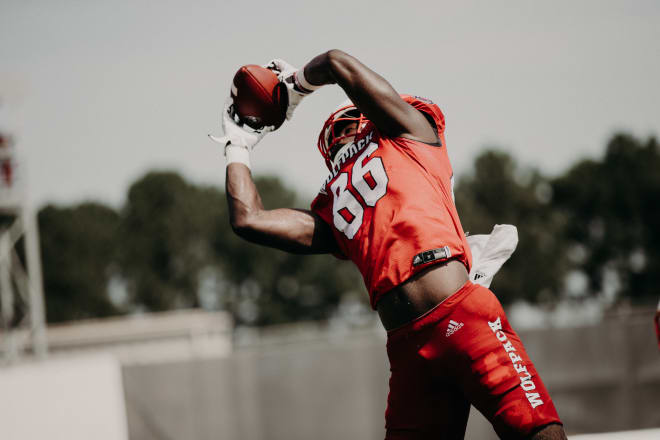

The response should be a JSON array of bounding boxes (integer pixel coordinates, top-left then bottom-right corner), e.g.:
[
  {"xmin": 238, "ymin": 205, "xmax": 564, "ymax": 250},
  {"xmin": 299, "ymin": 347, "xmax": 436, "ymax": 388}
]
[
  {"xmin": 211, "ymin": 176, "xmax": 362, "ymax": 325},
  {"xmin": 552, "ymin": 134, "xmax": 660, "ymax": 303},
  {"xmin": 119, "ymin": 171, "xmax": 224, "ymax": 311},
  {"xmin": 455, "ymin": 150, "xmax": 569, "ymax": 304},
  {"xmin": 39, "ymin": 202, "xmax": 121, "ymax": 322},
  {"xmin": 38, "ymin": 133, "xmax": 657, "ymax": 325},
  {"xmin": 118, "ymin": 171, "xmax": 362, "ymax": 325}
]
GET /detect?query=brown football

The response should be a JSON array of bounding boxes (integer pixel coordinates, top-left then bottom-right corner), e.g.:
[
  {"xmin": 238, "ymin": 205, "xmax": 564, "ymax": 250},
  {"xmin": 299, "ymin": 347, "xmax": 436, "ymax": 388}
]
[{"xmin": 230, "ymin": 64, "xmax": 287, "ymax": 130}]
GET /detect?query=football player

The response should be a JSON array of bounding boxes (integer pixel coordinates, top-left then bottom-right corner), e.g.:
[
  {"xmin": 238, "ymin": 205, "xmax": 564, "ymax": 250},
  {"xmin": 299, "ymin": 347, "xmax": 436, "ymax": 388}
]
[{"xmin": 211, "ymin": 50, "xmax": 566, "ymax": 440}]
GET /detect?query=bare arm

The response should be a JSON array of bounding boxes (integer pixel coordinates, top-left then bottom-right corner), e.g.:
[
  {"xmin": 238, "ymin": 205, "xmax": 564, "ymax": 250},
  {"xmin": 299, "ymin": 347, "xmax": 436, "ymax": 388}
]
[
  {"xmin": 223, "ymin": 50, "xmax": 432, "ymax": 253},
  {"xmin": 301, "ymin": 50, "xmax": 438, "ymax": 143},
  {"xmin": 226, "ymin": 163, "xmax": 339, "ymax": 254}
]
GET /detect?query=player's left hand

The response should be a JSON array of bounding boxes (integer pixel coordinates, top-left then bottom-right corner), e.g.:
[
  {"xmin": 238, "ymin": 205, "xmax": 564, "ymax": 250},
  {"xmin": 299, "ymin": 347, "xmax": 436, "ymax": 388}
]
[
  {"xmin": 265, "ymin": 58, "xmax": 311, "ymax": 120},
  {"xmin": 208, "ymin": 98, "xmax": 273, "ymax": 151}
]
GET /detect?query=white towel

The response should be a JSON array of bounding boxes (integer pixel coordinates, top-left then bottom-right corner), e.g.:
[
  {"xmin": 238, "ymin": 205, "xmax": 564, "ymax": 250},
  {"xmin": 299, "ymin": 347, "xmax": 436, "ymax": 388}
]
[{"xmin": 466, "ymin": 224, "xmax": 518, "ymax": 288}]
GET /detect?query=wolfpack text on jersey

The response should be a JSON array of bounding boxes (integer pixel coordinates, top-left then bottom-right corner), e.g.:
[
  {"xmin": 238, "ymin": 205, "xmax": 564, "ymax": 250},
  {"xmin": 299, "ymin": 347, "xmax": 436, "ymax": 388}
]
[{"xmin": 489, "ymin": 316, "xmax": 544, "ymax": 408}]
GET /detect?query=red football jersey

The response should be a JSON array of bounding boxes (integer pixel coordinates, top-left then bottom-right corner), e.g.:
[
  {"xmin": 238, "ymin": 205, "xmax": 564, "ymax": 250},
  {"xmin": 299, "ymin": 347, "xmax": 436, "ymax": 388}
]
[{"xmin": 311, "ymin": 96, "xmax": 473, "ymax": 309}]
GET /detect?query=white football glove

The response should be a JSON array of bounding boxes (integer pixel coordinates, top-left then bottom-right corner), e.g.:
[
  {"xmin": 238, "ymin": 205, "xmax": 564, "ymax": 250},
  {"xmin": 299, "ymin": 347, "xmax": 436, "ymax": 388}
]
[
  {"xmin": 208, "ymin": 97, "xmax": 272, "ymax": 149},
  {"xmin": 265, "ymin": 58, "xmax": 317, "ymax": 120},
  {"xmin": 208, "ymin": 98, "xmax": 273, "ymax": 168}
]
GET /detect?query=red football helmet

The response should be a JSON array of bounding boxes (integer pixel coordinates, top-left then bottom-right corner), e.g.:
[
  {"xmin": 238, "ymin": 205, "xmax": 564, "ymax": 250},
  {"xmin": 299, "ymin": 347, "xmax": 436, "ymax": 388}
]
[{"xmin": 317, "ymin": 100, "xmax": 368, "ymax": 170}]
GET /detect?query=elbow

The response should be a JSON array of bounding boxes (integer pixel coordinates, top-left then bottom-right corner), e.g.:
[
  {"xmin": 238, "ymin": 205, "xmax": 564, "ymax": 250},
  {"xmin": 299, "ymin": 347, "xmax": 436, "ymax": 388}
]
[
  {"xmin": 230, "ymin": 213, "xmax": 254, "ymax": 239},
  {"xmin": 326, "ymin": 49, "xmax": 349, "ymax": 64},
  {"xmin": 325, "ymin": 49, "xmax": 356, "ymax": 79}
]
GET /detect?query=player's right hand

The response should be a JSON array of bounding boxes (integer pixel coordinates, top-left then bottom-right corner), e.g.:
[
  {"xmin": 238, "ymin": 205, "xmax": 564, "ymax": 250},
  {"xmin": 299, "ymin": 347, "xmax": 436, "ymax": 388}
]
[
  {"xmin": 208, "ymin": 98, "xmax": 272, "ymax": 151},
  {"xmin": 265, "ymin": 58, "xmax": 311, "ymax": 120}
]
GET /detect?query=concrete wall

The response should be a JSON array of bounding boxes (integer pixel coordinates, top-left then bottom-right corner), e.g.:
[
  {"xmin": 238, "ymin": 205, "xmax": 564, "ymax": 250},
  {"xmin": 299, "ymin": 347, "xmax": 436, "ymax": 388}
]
[
  {"xmin": 122, "ymin": 311, "xmax": 660, "ymax": 440},
  {"xmin": 123, "ymin": 329, "xmax": 390, "ymax": 440},
  {"xmin": 527, "ymin": 313, "xmax": 660, "ymax": 434},
  {"xmin": 0, "ymin": 355, "xmax": 129, "ymax": 440},
  {"xmin": 2, "ymin": 310, "xmax": 233, "ymax": 365}
]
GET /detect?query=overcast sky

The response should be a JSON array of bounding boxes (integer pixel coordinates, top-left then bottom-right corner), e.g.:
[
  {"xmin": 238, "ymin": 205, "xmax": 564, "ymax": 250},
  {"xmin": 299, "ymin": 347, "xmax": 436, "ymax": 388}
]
[{"xmin": 2, "ymin": 0, "xmax": 659, "ymax": 210}]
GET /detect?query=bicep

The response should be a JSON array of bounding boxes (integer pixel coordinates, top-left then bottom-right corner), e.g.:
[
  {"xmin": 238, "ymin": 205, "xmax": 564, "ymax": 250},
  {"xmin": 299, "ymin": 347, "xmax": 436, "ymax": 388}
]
[
  {"xmin": 327, "ymin": 51, "xmax": 437, "ymax": 143},
  {"xmin": 235, "ymin": 207, "xmax": 339, "ymax": 255}
]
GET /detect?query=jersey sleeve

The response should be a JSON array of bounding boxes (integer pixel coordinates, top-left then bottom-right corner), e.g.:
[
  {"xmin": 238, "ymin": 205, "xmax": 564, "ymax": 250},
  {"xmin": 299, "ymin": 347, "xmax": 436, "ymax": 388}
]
[{"xmin": 401, "ymin": 94, "xmax": 446, "ymax": 135}]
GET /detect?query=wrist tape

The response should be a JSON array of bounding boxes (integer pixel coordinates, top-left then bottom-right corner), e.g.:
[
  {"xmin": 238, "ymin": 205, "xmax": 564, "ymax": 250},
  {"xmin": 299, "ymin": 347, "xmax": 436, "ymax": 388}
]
[
  {"xmin": 294, "ymin": 68, "xmax": 323, "ymax": 94},
  {"xmin": 225, "ymin": 145, "xmax": 251, "ymax": 169}
]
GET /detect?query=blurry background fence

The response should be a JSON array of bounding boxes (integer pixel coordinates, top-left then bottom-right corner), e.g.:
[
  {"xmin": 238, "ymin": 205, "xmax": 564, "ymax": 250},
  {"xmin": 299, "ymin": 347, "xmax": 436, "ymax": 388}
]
[{"xmin": 120, "ymin": 307, "xmax": 659, "ymax": 440}]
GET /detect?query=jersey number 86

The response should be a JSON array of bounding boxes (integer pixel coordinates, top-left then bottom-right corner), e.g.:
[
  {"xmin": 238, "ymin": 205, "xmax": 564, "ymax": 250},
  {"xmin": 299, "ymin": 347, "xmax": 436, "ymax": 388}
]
[{"xmin": 330, "ymin": 142, "xmax": 389, "ymax": 239}]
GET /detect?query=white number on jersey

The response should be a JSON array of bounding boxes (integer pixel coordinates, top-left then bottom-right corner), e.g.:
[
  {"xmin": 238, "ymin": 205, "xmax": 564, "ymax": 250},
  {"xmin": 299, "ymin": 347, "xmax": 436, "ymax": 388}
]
[
  {"xmin": 450, "ymin": 174, "xmax": 455, "ymax": 203},
  {"xmin": 330, "ymin": 173, "xmax": 363, "ymax": 239},
  {"xmin": 351, "ymin": 142, "xmax": 388, "ymax": 206},
  {"xmin": 331, "ymin": 142, "xmax": 389, "ymax": 239}
]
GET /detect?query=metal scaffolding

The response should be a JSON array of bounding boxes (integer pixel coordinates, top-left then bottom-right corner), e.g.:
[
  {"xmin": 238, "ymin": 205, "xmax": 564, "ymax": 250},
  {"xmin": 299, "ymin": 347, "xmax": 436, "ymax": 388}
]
[{"xmin": 0, "ymin": 133, "xmax": 48, "ymax": 363}]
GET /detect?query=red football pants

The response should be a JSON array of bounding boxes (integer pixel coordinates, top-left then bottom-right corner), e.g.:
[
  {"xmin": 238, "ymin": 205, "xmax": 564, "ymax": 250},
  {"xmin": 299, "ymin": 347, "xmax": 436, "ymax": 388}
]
[{"xmin": 385, "ymin": 281, "xmax": 561, "ymax": 439}]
